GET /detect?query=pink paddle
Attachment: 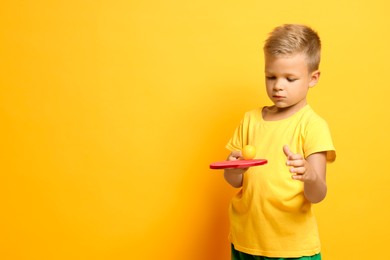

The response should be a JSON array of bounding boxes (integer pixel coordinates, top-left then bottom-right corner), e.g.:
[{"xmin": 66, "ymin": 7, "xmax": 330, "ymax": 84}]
[{"xmin": 210, "ymin": 159, "xmax": 267, "ymax": 169}]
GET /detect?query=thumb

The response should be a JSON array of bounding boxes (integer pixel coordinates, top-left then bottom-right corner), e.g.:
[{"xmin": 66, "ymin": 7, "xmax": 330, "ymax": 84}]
[
  {"xmin": 229, "ymin": 150, "xmax": 243, "ymax": 161},
  {"xmin": 283, "ymin": 145, "xmax": 293, "ymax": 157}
]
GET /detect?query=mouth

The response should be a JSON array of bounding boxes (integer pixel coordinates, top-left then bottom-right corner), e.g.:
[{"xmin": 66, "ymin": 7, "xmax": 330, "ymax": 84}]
[{"xmin": 273, "ymin": 95, "xmax": 285, "ymax": 99}]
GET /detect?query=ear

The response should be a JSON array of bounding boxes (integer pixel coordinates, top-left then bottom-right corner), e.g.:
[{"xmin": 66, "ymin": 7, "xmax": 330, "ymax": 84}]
[{"xmin": 309, "ymin": 70, "xmax": 320, "ymax": 88}]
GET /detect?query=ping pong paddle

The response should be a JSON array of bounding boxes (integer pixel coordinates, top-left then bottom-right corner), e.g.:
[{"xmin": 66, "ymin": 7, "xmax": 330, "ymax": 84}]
[{"xmin": 210, "ymin": 159, "xmax": 267, "ymax": 169}]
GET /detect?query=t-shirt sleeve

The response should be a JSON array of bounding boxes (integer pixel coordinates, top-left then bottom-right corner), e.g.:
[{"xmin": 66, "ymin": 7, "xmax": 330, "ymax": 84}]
[
  {"xmin": 304, "ymin": 117, "xmax": 336, "ymax": 162},
  {"xmin": 226, "ymin": 110, "xmax": 261, "ymax": 152},
  {"xmin": 225, "ymin": 118, "xmax": 244, "ymax": 152},
  {"xmin": 226, "ymin": 111, "xmax": 252, "ymax": 152}
]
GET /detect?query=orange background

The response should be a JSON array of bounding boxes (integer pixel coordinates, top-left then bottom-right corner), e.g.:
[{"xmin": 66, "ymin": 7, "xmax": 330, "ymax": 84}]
[{"xmin": 1, "ymin": 1, "xmax": 390, "ymax": 259}]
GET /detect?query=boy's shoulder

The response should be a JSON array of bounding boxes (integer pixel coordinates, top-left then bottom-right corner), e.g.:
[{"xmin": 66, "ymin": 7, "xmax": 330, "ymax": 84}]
[
  {"xmin": 242, "ymin": 107, "xmax": 263, "ymax": 121},
  {"xmin": 299, "ymin": 106, "xmax": 328, "ymax": 124},
  {"xmin": 297, "ymin": 106, "xmax": 332, "ymax": 137},
  {"xmin": 245, "ymin": 106, "xmax": 263, "ymax": 115}
]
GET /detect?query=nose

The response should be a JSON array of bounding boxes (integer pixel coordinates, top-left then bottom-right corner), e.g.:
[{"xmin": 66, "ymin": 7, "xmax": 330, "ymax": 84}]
[{"xmin": 273, "ymin": 79, "xmax": 284, "ymax": 91}]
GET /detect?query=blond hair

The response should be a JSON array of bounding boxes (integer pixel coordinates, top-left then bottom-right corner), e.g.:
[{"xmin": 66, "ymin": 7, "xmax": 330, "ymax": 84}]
[{"xmin": 263, "ymin": 24, "xmax": 321, "ymax": 72}]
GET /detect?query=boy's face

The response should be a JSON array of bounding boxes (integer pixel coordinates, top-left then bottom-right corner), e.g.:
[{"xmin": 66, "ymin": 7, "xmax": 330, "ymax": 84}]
[{"xmin": 264, "ymin": 52, "xmax": 320, "ymax": 112}]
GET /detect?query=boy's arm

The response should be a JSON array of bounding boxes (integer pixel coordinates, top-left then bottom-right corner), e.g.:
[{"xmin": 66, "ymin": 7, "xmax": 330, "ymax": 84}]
[
  {"xmin": 223, "ymin": 151, "xmax": 247, "ymax": 188},
  {"xmin": 283, "ymin": 145, "xmax": 327, "ymax": 203}
]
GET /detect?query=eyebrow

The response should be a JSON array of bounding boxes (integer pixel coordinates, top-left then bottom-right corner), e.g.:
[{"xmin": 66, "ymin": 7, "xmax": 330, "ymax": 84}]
[{"xmin": 264, "ymin": 71, "xmax": 298, "ymax": 77}]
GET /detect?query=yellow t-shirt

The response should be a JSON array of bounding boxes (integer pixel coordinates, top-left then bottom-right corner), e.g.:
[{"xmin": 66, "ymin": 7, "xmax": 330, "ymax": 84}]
[{"xmin": 226, "ymin": 105, "xmax": 336, "ymax": 258}]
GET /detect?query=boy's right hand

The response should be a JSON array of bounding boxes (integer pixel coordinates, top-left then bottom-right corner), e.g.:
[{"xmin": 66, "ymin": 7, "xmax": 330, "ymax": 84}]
[
  {"xmin": 228, "ymin": 150, "xmax": 244, "ymax": 161},
  {"xmin": 225, "ymin": 151, "xmax": 248, "ymax": 174},
  {"xmin": 224, "ymin": 151, "xmax": 247, "ymax": 188}
]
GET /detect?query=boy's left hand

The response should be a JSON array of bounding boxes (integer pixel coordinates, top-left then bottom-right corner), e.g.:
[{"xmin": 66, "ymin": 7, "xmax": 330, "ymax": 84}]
[{"xmin": 283, "ymin": 145, "xmax": 312, "ymax": 182}]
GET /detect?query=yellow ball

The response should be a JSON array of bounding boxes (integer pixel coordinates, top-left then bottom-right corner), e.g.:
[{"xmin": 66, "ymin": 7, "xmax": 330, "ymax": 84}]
[{"xmin": 242, "ymin": 145, "xmax": 256, "ymax": 160}]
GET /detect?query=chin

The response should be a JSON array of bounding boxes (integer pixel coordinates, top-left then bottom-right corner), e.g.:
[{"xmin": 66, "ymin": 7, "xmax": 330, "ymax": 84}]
[{"xmin": 273, "ymin": 102, "xmax": 289, "ymax": 108}]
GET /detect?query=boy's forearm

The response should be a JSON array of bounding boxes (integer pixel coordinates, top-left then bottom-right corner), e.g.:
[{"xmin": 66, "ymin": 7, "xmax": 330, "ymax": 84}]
[
  {"xmin": 287, "ymin": 151, "xmax": 327, "ymax": 204},
  {"xmin": 303, "ymin": 160, "xmax": 327, "ymax": 203},
  {"xmin": 224, "ymin": 151, "xmax": 245, "ymax": 188},
  {"xmin": 304, "ymin": 175, "xmax": 327, "ymax": 203}
]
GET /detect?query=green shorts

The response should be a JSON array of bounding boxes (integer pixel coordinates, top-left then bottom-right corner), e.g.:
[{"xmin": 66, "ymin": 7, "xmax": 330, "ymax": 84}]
[{"xmin": 231, "ymin": 244, "xmax": 321, "ymax": 260}]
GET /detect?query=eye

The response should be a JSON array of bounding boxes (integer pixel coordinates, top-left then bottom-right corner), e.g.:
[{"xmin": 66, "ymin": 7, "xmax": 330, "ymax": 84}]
[
  {"xmin": 287, "ymin": 78, "xmax": 297, "ymax": 82},
  {"xmin": 266, "ymin": 76, "xmax": 276, "ymax": 80}
]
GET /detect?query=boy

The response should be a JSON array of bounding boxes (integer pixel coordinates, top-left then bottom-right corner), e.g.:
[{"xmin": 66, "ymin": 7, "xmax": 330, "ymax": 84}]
[{"xmin": 224, "ymin": 24, "xmax": 336, "ymax": 259}]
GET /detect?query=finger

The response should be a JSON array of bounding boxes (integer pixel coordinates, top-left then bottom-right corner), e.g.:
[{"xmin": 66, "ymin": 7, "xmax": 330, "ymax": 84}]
[
  {"xmin": 291, "ymin": 174, "xmax": 305, "ymax": 181},
  {"xmin": 286, "ymin": 158, "xmax": 305, "ymax": 167},
  {"xmin": 228, "ymin": 151, "xmax": 243, "ymax": 161},
  {"xmin": 283, "ymin": 145, "xmax": 293, "ymax": 157},
  {"xmin": 287, "ymin": 153, "xmax": 304, "ymax": 161},
  {"xmin": 289, "ymin": 166, "xmax": 306, "ymax": 174}
]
